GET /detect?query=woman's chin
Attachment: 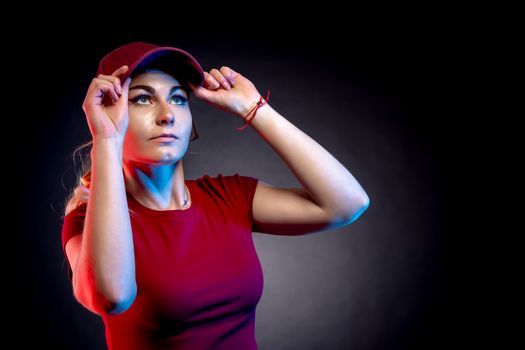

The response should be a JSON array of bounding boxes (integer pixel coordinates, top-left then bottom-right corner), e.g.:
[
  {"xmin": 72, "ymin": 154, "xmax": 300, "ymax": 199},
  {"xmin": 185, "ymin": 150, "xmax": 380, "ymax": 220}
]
[
  {"xmin": 157, "ymin": 150, "xmax": 184, "ymax": 164},
  {"xmin": 126, "ymin": 149, "xmax": 186, "ymax": 165}
]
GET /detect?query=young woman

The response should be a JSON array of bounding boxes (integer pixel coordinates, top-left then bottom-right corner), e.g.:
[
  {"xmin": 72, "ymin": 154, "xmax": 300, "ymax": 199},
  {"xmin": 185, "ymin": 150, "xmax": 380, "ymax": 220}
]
[{"xmin": 62, "ymin": 41, "xmax": 369, "ymax": 349}]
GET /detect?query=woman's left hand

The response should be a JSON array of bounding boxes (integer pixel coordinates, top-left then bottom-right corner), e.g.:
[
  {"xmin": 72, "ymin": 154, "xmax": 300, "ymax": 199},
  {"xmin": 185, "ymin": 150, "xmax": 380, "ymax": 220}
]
[{"xmin": 190, "ymin": 67, "xmax": 263, "ymax": 119}]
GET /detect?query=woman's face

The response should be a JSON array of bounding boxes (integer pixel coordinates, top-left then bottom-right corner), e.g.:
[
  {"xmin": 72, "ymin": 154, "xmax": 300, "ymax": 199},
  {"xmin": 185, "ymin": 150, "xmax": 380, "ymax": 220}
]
[{"xmin": 123, "ymin": 69, "xmax": 192, "ymax": 165}]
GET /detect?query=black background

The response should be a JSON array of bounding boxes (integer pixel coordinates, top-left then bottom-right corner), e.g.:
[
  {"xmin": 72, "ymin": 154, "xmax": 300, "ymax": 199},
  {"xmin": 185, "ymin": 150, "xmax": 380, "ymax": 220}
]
[{"xmin": 6, "ymin": 11, "xmax": 500, "ymax": 349}]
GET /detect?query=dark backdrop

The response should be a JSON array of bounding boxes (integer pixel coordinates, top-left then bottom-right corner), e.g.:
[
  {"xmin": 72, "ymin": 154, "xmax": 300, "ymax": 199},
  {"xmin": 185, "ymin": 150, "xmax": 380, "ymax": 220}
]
[{"xmin": 8, "ymin": 20, "xmax": 489, "ymax": 350}]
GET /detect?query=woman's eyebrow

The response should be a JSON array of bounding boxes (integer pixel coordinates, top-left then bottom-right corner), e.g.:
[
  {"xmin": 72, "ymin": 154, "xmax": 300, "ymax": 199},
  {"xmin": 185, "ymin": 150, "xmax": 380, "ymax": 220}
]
[
  {"xmin": 170, "ymin": 86, "xmax": 185, "ymax": 95},
  {"xmin": 129, "ymin": 85, "xmax": 155, "ymax": 93},
  {"xmin": 129, "ymin": 85, "xmax": 183, "ymax": 94}
]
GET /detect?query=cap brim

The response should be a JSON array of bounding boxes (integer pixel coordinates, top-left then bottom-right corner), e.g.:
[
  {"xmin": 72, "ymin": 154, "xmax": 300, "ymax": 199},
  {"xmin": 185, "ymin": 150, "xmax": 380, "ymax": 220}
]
[{"xmin": 123, "ymin": 47, "xmax": 204, "ymax": 87}]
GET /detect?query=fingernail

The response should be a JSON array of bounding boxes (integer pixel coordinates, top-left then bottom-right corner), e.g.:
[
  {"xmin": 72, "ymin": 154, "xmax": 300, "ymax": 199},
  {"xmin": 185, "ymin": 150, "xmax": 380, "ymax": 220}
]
[{"xmin": 117, "ymin": 84, "xmax": 122, "ymax": 94}]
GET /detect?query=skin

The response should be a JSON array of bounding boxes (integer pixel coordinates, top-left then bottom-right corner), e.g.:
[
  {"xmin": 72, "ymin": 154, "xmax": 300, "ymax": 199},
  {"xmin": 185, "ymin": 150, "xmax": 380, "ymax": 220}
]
[
  {"xmin": 65, "ymin": 63, "xmax": 370, "ymax": 316},
  {"xmin": 122, "ymin": 70, "xmax": 193, "ymax": 210}
]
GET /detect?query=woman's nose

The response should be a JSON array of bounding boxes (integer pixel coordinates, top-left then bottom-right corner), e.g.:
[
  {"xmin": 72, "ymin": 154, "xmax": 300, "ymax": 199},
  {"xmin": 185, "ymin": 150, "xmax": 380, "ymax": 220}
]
[{"xmin": 157, "ymin": 113, "xmax": 175, "ymax": 126}]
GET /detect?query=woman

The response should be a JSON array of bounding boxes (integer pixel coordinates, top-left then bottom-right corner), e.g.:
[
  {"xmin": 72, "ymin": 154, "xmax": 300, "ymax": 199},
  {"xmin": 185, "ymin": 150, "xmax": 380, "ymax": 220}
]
[{"xmin": 62, "ymin": 41, "xmax": 370, "ymax": 349}]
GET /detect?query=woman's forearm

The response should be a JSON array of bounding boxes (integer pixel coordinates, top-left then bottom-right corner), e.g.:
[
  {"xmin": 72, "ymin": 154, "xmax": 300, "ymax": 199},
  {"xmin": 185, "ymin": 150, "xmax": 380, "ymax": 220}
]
[
  {"xmin": 248, "ymin": 104, "xmax": 370, "ymax": 222},
  {"xmin": 75, "ymin": 139, "xmax": 136, "ymax": 314}
]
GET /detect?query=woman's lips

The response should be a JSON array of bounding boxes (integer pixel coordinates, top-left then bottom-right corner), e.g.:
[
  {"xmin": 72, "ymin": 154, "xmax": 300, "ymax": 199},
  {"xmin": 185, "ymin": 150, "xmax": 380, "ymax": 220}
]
[
  {"xmin": 151, "ymin": 136, "xmax": 177, "ymax": 142},
  {"xmin": 150, "ymin": 133, "xmax": 178, "ymax": 142}
]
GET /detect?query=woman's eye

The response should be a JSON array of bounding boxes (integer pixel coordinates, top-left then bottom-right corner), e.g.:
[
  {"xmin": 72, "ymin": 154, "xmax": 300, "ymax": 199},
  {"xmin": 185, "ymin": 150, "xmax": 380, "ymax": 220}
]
[
  {"xmin": 130, "ymin": 95, "xmax": 151, "ymax": 105},
  {"xmin": 170, "ymin": 95, "xmax": 188, "ymax": 105}
]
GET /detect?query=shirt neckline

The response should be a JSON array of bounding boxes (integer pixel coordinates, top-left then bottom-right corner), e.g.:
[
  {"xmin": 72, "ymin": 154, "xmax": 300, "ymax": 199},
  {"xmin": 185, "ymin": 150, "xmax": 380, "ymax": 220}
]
[{"xmin": 126, "ymin": 180, "xmax": 198, "ymax": 219}]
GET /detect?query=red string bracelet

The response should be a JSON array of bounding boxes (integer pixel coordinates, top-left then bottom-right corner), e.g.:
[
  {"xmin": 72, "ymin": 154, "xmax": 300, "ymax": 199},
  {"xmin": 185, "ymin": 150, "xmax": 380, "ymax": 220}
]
[{"xmin": 236, "ymin": 90, "xmax": 271, "ymax": 131}]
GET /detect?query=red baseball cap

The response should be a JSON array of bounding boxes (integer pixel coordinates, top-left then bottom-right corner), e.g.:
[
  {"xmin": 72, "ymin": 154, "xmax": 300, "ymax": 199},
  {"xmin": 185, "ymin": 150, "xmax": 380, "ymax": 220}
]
[
  {"xmin": 96, "ymin": 41, "xmax": 205, "ymax": 87},
  {"xmin": 97, "ymin": 42, "xmax": 203, "ymax": 141}
]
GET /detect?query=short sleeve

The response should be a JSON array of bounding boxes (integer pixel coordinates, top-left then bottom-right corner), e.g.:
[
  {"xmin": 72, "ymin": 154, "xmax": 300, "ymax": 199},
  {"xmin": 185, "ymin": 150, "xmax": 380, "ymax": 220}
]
[
  {"xmin": 61, "ymin": 203, "xmax": 86, "ymax": 282},
  {"xmin": 242, "ymin": 175, "xmax": 259, "ymax": 227},
  {"xmin": 224, "ymin": 173, "xmax": 259, "ymax": 229}
]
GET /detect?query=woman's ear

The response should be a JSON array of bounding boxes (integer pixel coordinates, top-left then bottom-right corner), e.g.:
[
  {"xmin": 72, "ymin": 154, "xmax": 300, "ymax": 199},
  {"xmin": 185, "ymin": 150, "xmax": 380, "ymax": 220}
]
[{"xmin": 190, "ymin": 119, "xmax": 199, "ymax": 141}]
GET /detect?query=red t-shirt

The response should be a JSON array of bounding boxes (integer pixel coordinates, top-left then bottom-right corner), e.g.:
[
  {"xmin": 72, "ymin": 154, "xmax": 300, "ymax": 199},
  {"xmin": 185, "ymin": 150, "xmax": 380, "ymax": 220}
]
[{"xmin": 61, "ymin": 173, "xmax": 263, "ymax": 349}]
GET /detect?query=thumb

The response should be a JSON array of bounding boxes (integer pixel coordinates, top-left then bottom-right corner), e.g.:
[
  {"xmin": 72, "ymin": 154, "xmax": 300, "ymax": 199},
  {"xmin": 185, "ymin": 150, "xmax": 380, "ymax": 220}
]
[
  {"xmin": 190, "ymin": 83, "xmax": 216, "ymax": 102},
  {"xmin": 119, "ymin": 77, "xmax": 132, "ymax": 105}
]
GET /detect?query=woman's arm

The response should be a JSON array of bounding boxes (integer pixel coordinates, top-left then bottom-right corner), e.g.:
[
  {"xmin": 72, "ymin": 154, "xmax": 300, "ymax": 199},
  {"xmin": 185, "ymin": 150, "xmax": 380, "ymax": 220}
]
[
  {"xmin": 192, "ymin": 67, "xmax": 369, "ymax": 235},
  {"xmin": 73, "ymin": 141, "xmax": 136, "ymax": 314},
  {"xmin": 66, "ymin": 66, "xmax": 136, "ymax": 315},
  {"xmin": 248, "ymin": 104, "xmax": 370, "ymax": 233}
]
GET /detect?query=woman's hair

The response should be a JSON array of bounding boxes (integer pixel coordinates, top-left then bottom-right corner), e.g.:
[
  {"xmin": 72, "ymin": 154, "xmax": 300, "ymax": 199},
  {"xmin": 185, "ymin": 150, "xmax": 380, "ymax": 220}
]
[
  {"xmin": 63, "ymin": 140, "xmax": 92, "ymax": 216},
  {"xmin": 64, "ymin": 64, "xmax": 199, "ymax": 215}
]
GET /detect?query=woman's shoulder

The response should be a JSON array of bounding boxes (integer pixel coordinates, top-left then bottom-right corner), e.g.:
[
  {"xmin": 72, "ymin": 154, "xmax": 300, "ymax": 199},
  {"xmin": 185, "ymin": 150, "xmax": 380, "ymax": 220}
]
[
  {"xmin": 190, "ymin": 173, "xmax": 259, "ymax": 216},
  {"xmin": 194, "ymin": 172, "xmax": 241, "ymax": 180},
  {"xmin": 192, "ymin": 173, "xmax": 257, "ymax": 187},
  {"xmin": 191, "ymin": 173, "xmax": 259, "ymax": 201},
  {"xmin": 64, "ymin": 202, "xmax": 87, "ymax": 219}
]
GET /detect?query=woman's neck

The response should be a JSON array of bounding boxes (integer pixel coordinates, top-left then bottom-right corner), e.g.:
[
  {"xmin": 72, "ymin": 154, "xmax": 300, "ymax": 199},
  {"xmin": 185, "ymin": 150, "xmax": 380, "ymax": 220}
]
[{"xmin": 123, "ymin": 160, "xmax": 188, "ymax": 210}]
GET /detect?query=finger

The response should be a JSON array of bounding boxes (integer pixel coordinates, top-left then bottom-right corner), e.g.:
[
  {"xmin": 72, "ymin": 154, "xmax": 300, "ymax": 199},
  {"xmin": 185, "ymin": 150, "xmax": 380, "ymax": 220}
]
[
  {"xmin": 111, "ymin": 65, "xmax": 129, "ymax": 77},
  {"xmin": 210, "ymin": 68, "xmax": 231, "ymax": 90},
  {"xmin": 190, "ymin": 83, "xmax": 216, "ymax": 102},
  {"xmin": 118, "ymin": 77, "xmax": 132, "ymax": 106},
  {"xmin": 97, "ymin": 74, "xmax": 123, "ymax": 96},
  {"xmin": 122, "ymin": 76, "xmax": 132, "ymax": 93},
  {"xmin": 220, "ymin": 66, "xmax": 237, "ymax": 86},
  {"xmin": 87, "ymin": 78, "xmax": 120, "ymax": 105},
  {"xmin": 204, "ymin": 72, "xmax": 220, "ymax": 90},
  {"xmin": 97, "ymin": 79, "xmax": 120, "ymax": 103},
  {"xmin": 111, "ymin": 66, "xmax": 129, "ymax": 95}
]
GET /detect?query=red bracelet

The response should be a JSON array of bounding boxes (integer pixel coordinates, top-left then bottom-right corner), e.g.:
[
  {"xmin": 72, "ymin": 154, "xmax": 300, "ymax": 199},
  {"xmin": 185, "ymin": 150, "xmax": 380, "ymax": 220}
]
[{"xmin": 236, "ymin": 90, "xmax": 271, "ymax": 131}]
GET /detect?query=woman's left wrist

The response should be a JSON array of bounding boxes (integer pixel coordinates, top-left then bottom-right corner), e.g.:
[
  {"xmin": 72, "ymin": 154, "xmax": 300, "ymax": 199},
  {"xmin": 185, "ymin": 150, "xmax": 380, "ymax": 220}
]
[
  {"xmin": 237, "ymin": 96, "xmax": 262, "ymax": 119},
  {"xmin": 234, "ymin": 91, "xmax": 271, "ymax": 131}
]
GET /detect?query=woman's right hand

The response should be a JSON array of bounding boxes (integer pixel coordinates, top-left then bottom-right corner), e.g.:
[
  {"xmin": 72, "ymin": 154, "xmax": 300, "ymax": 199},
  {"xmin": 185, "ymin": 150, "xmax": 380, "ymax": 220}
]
[{"xmin": 82, "ymin": 65, "xmax": 132, "ymax": 143}]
